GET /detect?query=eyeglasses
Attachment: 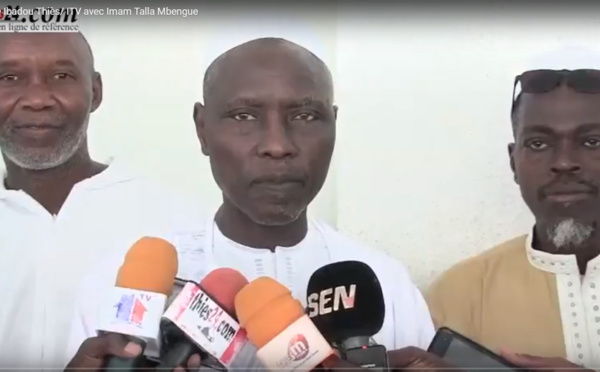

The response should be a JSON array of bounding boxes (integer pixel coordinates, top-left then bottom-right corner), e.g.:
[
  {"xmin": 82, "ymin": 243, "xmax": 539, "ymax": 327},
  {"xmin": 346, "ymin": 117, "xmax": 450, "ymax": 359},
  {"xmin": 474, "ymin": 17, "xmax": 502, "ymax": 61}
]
[{"xmin": 511, "ymin": 69, "xmax": 600, "ymax": 114}]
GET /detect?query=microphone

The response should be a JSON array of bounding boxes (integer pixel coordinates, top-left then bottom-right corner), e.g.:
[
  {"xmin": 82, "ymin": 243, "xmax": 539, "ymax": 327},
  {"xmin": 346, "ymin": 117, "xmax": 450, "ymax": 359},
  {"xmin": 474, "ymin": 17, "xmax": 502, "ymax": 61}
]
[
  {"xmin": 306, "ymin": 261, "xmax": 389, "ymax": 371},
  {"xmin": 95, "ymin": 237, "xmax": 178, "ymax": 370},
  {"xmin": 234, "ymin": 276, "xmax": 333, "ymax": 371},
  {"xmin": 160, "ymin": 268, "xmax": 249, "ymax": 371}
]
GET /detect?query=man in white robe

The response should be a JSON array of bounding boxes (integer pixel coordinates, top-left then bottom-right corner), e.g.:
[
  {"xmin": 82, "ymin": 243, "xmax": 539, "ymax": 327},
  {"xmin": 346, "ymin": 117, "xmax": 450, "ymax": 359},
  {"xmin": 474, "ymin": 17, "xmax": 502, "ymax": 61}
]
[{"xmin": 65, "ymin": 28, "xmax": 437, "ymax": 371}]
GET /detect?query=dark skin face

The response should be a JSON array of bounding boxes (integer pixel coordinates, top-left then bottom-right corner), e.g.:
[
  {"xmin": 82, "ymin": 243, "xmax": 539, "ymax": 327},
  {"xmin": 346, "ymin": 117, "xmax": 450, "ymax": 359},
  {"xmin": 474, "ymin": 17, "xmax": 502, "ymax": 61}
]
[
  {"xmin": 0, "ymin": 33, "xmax": 104, "ymax": 214},
  {"xmin": 509, "ymin": 85, "xmax": 600, "ymax": 264},
  {"xmin": 194, "ymin": 41, "xmax": 337, "ymax": 249}
]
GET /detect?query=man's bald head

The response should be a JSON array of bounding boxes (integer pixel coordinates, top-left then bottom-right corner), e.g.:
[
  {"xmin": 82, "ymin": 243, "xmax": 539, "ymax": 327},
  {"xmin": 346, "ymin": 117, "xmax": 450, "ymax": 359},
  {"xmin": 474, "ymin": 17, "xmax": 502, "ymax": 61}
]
[
  {"xmin": 77, "ymin": 32, "xmax": 95, "ymax": 73},
  {"xmin": 0, "ymin": 32, "xmax": 95, "ymax": 75},
  {"xmin": 202, "ymin": 37, "xmax": 333, "ymax": 104}
]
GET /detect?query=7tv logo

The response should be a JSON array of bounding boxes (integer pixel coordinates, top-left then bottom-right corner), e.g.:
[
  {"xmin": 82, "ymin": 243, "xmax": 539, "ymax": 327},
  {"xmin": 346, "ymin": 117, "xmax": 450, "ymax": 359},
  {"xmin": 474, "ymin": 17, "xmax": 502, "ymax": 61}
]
[
  {"xmin": 114, "ymin": 294, "xmax": 149, "ymax": 326},
  {"xmin": 0, "ymin": 9, "xmax": 4, "ymax": 19}
]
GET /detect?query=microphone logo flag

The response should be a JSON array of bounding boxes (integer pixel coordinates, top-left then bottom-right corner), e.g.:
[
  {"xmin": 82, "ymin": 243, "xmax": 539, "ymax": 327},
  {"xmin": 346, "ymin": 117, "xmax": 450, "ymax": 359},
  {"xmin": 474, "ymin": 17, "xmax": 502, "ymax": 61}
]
[
  {"xmin": 276, "ymin": 333, "xmax": 311, "ymax": 368},
  {"xmin": 257, "ymin": 315, "xmax": 332, "ymax": 370},
  {"xmin": 288, "ymin": 334, "xmax": 309, "ymax": 361},
  {"xmin": 307, "ymin": 284, "xmax": 356, "ymax": 317},
  {"xmin": 114, "ymin": 293, "xmax": 148, "ymax": 326},
  {"xmin": 97, "ymin": 287, "xmax": 168, "ymax": 358},
  {"xmin": 162, "ymin": 282, "xmax": 243, "ymax": 360}
]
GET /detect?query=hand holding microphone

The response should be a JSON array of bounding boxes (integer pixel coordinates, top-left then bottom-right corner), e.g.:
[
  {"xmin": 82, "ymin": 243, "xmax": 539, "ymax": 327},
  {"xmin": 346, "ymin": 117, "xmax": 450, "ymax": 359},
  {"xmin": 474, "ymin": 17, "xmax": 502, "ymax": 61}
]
[
  {"xmin": 387, "ymin": 347, "xmax": 457, "ymax": 371},
  {"xmin": 67, "ymin": 237, "xmax": 204, "ymax": 372},
  {"xmin": 67, "ymin": 237, "xmax": 185, "ymax": 372},
  {"xmin": 65, "ymin": 333, "xmax": 141, "ymax": 372},
  {"xmin": 501, "ymin": 350, "xmax": 592, "ymax": 372},
  {"xmin": 318, "ymin": 347, "xmax": 457, "ymax": 371},
  {"xmin": 160, "ymin": 268, "xmax": 249, "ymax": 371},
  {"xmin": 65, "ymin": 333, "xmax": 201, "ymax": 372},
  {"xmin": 99, "ymin": 237, "xmax": 178, "ymax": 369}
]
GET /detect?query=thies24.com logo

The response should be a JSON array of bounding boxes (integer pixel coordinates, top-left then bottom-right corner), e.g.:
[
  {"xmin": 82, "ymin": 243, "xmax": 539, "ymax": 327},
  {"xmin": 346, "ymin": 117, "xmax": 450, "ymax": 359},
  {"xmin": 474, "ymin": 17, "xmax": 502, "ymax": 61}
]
[{"xmin": 0, "ymin": 6, "xmax": 79, "ymax": 23}]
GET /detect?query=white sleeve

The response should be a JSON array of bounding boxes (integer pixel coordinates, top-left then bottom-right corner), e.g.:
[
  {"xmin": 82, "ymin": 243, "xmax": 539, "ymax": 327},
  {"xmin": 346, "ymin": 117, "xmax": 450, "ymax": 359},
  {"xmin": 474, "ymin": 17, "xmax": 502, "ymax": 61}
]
[
  {"xmin": 410, "ymin": 284, "xmax": 436, "ymax": 349},
  {"xmin": 389, "ymin": 264, "xmax": 435, "ymax": 350},
  {"xmin": 65, "ymin": 252, "xmax": 124, "ymax": 365},
  {"xmin": 63, "ymin": 263, "xmax": 108, "ymax": 367},
  {"xmin": 64, "ymin": 295, "xmax": 96, "ymax": 366}
]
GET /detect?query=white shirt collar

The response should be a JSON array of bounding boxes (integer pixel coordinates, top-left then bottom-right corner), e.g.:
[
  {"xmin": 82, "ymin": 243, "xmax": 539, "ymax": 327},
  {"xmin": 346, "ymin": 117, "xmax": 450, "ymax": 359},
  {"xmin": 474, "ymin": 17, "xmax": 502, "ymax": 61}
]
[
  {"xmin": 213, "ymin": 218, "xmax": 319, "ymax": 254},
  {"xmin": 0, "ymin": 157, "xmax": 136, "ymax": 199},
  {"xmin": 526, "ymin": 227, "xmax": 600, "ymax": 275}
]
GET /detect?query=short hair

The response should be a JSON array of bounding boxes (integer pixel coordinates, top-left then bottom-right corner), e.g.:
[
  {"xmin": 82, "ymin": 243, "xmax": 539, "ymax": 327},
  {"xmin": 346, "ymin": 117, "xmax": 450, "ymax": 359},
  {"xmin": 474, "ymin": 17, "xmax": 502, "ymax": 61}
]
[{"xmin": 510, "ymin": 93, "xmax": 522, "ymax": 136}]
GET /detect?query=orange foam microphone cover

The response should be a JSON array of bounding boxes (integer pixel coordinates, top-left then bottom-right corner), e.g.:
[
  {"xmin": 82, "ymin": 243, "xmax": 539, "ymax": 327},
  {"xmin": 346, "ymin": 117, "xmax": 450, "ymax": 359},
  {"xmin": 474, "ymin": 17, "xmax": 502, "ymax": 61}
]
[
  {"xmin": 123, "ymin": 237, "xmax": 178, "ymax": 269},
  {"xmin": 234, "ymin": 277, "xmax": 305, "ymax": 348},
  {"xmin": 199, "ymin": 268, "xmax": 248, "ymax": 315},
  {"xmin": 116, "ymin": 236, "xmax": 178, "ymax": 296}
]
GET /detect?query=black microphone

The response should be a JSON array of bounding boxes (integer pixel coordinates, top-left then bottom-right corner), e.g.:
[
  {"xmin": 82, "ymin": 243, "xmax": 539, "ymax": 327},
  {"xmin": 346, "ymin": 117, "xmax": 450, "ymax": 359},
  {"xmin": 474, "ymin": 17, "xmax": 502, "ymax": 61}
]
[{"xmin": 306, "ymin": 260, "xmax": 389, "ymax": 371}]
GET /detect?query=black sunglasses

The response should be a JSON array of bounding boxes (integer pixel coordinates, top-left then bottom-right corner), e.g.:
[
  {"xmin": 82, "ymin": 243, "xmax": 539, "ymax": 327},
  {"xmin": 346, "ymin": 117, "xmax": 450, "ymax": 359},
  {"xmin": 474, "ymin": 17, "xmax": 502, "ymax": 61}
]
[{"xmin": 511, "ymin": 69, "xmax": 600, "ymax": 114}]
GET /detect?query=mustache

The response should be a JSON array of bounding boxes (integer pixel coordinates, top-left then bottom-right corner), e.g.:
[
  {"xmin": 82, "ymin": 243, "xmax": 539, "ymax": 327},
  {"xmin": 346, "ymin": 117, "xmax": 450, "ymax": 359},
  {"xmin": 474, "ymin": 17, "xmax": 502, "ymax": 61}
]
[
  {"xmin": 538, "ymin": 177, "xmax": 599, "ymax": 198},
  {"xmin": 252, "ymin": 170, "xmax": 307, "ymax": 184},
  {"xmin": 5, "ymin": 115, "xmax": 67, "ymax": 128}
]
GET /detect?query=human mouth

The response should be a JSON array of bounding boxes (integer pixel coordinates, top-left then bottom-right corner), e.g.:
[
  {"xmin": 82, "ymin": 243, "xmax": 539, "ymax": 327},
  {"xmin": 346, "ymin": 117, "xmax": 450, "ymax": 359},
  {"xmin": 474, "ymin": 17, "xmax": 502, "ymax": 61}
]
[
  {"xmin": 253, "ymin": 173, "xmax": 306, "ymax": 185},
  {"xmin": 12, "ymin": 124, "xmax": 62, "ymax": 139},
  {"xmin": 544, "ymin": 186, "xmax": 595, "ymax": 203},
  {"xmin": 255, "ymin": 181, "xmax": 304, "ymax": 192},
  {"xmin": 546, "ymin": 192, "xmax": 593, "ymax": 203},
  {"xmin": 251, "ymin": 174, "xmax": 306, "ymax": 196}
]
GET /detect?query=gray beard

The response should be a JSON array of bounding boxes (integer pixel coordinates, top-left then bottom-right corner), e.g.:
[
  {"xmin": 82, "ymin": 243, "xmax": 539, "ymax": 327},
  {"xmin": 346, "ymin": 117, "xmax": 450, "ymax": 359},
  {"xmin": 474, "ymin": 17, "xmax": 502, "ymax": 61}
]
[
  {"xmin": 547, "ymin": 218, "xmax": 594, "ymax": 250},
  {"xmin": 0, "ymin": 119, "xmax": 88, "ymax": 171},
  {"xmin": 252, "ymin": 204, "xmax": 305, "ymax": 226}
]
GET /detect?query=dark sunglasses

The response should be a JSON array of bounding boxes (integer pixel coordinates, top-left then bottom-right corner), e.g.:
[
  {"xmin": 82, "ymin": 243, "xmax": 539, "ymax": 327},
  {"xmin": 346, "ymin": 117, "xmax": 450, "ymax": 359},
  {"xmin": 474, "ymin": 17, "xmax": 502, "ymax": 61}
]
[{"xmin": 511, "ymin": 69, "xmax": 600, "ymax": 113}]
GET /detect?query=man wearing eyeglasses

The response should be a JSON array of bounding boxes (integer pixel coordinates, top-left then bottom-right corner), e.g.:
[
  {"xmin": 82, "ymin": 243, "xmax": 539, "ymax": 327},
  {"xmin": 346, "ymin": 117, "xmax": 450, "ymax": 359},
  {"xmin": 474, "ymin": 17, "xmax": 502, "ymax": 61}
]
[{"xmin": 426, "ymin": 46, "xmax": 600, "ymax": 371}]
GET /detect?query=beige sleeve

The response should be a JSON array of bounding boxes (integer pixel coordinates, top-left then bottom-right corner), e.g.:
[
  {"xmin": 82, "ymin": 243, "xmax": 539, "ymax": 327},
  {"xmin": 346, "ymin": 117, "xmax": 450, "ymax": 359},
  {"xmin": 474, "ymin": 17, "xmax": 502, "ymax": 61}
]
[{"xmin": 424, "ymin": 259, "xmax": 484, "ymax": 342}]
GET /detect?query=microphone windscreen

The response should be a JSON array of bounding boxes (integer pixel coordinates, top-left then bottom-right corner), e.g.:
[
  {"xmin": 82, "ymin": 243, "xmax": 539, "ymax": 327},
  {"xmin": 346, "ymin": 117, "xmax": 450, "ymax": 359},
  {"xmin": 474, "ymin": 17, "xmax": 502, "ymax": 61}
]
[
  {"xmin": 234, "ymin": 277, "xmax": 304, "ymax": 348},
  {"xmin": 199, "ymin": 268, "xmax": 249, "ymax": 315},
  {"xmin": 306, "ymin": 261, "xmax": 385, "ymax": 342},
  {"xmin": 116, "ymin": 237, "xmax": 178, "ymax": 296},
  {"xmin": 123, "ymin": 237, "xmax": 179, "ymax": 270}
]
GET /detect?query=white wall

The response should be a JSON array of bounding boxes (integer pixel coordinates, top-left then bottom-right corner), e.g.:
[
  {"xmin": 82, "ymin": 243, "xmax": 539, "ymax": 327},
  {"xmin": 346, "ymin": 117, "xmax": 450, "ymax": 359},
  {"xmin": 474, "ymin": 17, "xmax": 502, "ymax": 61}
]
[{"xmin": 3, "ymin": 6, "xmax": 600, "ymax": 287}]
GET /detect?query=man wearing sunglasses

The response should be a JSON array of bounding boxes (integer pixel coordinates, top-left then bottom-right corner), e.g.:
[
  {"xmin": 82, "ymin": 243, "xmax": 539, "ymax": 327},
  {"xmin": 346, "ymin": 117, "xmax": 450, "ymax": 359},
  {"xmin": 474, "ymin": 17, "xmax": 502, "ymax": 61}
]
[{"xmin": 426, "ymin": 46, "xmax": 600, "ymax": 370}]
